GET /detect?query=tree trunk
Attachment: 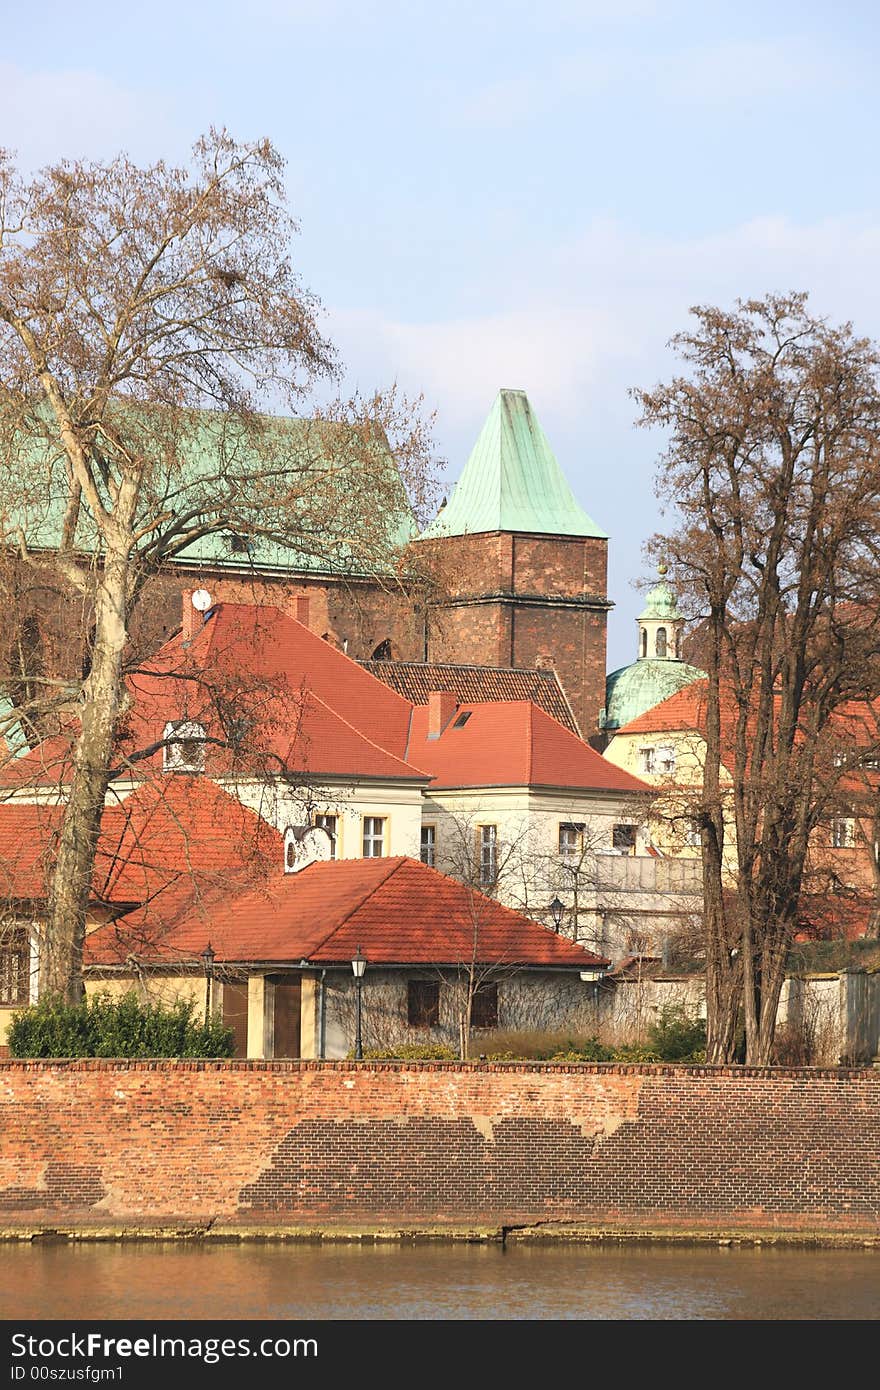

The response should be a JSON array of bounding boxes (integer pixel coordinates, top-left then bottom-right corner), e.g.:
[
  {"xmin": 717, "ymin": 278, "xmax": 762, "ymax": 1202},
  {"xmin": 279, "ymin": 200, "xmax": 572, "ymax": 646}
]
[{"xmin": 42, "ymin": 555, "xmax": 130, "ymax": 1003}]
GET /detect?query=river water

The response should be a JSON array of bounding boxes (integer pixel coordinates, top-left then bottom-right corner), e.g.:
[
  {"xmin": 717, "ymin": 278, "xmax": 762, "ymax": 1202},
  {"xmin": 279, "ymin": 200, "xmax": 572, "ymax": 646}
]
[{"xmin": 1, "ymin": 1242, "xmax": 878, "ymax": 1320}]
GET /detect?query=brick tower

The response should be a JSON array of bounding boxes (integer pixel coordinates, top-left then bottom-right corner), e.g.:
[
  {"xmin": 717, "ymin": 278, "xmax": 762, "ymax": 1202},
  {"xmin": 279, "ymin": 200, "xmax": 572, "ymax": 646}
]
[{"xmin": 418, "ymin": 389, "xmax": 611, "ymax": 739}]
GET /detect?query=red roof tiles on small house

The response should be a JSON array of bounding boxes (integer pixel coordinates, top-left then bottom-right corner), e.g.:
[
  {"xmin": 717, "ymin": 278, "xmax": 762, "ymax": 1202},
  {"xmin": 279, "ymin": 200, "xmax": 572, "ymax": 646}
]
[
  {"xmin": 85, "ymin": 856, "xmax": 608, "ymax": 971},
  {"xmin": 408, "ymin": 699, "xmax": 649, "ymax": 794},
  {"xmin": 0, "ymin": 778, "xmax": 282, "ymax": 906}
]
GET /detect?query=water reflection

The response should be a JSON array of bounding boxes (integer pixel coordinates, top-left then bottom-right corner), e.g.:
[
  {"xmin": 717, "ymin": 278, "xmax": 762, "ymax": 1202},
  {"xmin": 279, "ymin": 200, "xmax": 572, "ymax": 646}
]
[{"xmin": 1, "ymin": 1243, "xmax": 878, "ymax": 1320}]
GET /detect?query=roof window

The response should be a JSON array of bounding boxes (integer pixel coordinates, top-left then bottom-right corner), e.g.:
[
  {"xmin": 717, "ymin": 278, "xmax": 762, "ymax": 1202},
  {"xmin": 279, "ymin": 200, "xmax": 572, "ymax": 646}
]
[{"xmin": 453, "ymin": 711, "xmax": 472, "ymax": 728}]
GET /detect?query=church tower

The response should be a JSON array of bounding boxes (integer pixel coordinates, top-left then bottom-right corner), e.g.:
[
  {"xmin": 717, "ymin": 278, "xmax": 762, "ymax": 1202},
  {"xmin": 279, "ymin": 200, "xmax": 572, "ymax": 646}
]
[
  {"xmin": 418, "ymin": 389, "xmax": 611, "ymax": 738},
  {"xmin": 601, "ymin": 563, "xmax": 705, "ymax": 739}
]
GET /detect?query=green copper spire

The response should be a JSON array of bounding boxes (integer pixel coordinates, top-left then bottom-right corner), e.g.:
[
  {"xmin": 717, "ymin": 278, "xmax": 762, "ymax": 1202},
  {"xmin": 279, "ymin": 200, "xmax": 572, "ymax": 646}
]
[
  {"xmin": 638, "ymin": 563, "xmax": 682, "ymax": 622},
  {"xmin": 420, "ymin": 389, "xmax": 606, "ymax": 539}
]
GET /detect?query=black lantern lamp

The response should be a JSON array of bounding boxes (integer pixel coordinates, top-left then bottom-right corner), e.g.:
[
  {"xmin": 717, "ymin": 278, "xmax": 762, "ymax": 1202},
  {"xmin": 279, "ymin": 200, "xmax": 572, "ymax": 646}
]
[
  {"xmin": 351, "ymin": 945, "xmax": 367, "ymax": 1060},
  {"xmin": 549, "ymin": 896, "xmax": 565, "ymax": 933},
  {"xmin": 201, "ymin": 942, "xmax": 216, "ymax": 1020}
]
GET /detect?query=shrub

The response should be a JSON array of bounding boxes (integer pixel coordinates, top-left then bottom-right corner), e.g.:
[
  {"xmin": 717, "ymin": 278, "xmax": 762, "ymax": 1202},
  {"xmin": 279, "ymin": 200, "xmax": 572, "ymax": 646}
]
[
  {"xmin": 644, "ymin": 1003, "xmax": 707, "ymax": 1061},
  {"xmin": 8, "ymin": 992, "xmax": 234, "ymax": 1059},
  {"xmin": 359, "ymin": 1044, "xmax": 457, "ymax": 1060}
]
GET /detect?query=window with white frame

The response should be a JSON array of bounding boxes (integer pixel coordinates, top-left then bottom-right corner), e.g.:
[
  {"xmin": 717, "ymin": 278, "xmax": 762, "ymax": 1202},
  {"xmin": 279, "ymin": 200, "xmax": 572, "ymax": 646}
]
[
  {"xmin": 657, "ymin": 745, "xmax": 676, "ymax": 775},
  {"xmin": 558, "ymin": 822, "xmax": 585, "ymax": 862},
  {"xmin": 684, "ymin": 817, "xmax": 702, "ymax": 848},
  {"xmin": 478, "ymin": 825, "xmax": 498, "ymax": 889},
  {"xmin": 830, "ymin": 817, "xmax": 856, "ymax": 849},
  {"xmin": 420, "ymin": 824, "xmax": 436, "ymax": 867},
  {"xmin": 638, "ymin": 746, "xmax": 656, "ymax": 774},
  {"xmin": 162, "ymin": 720, "xmax": 206, "ymax": 773},
  {"xmin": 362, "ymin": 816, "xmax": 385, "ymax": 857},
  {"xmin": 313, "ymin": 813, "xmax": 338, "ymax": 858}
]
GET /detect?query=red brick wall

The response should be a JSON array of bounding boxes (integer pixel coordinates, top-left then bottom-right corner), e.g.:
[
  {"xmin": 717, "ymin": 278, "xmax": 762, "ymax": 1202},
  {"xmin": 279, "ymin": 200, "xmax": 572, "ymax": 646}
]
[
  {"xmin": 422, "ymin": 533, "xmax": 610, "ymax": 735},
  {"xmin": 1, "ymin": 1061, "xmax": 878, "ymax": 1235}
]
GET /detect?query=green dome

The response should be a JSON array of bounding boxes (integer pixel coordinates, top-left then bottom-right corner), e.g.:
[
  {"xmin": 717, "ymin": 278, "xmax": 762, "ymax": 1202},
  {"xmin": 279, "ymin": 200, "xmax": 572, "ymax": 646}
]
[
  {"xmin": 638, "ymin": 564, "xmax": 681, "ymax": 622},
  {"xmin": 602, "ymin": 658, "xmax": 705, "ymax": 732}
]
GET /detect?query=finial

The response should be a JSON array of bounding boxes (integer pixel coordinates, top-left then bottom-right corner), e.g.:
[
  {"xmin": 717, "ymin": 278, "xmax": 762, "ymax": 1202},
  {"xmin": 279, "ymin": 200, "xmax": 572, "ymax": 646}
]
[{"xmin": 658, "ymin": 561, "xmax": 668, "ymax": 578}]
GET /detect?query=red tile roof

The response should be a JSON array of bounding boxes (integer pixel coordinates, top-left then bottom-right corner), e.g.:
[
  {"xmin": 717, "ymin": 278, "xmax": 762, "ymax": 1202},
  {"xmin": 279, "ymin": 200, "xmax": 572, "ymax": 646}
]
[
  {"xmin": 0, "ymin": 803, "xmax": 66, "ymax": 899},
  {"xmin": 85, "ymin": 856, "xmax": 608, "ymax": 971},
  {"xmin": 362, "ymin": 660, "xmax": 581, "ymax": 735},
  {"xmin": 409, "ymin": 700, "xmax": 649, "ymax": 793},
  {"xmin": 0, "ymin": 778, "xmax": 281, "ymax": 905},
  {"xmin": 155, "ymin": 603, "xmax": 415, "ymax": 760}
]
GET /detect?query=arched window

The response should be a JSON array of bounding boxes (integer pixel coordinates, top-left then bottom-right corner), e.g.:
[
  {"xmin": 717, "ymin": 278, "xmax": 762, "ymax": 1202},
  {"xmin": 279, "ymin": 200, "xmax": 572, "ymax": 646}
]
[
  {"xmin": 162, "ymin": 720, "xmax": 206, "ymax": 773},
  {"xmin": 655, "ymin": 627, "xmax": 667, "ymax": 658},
  {"xmin": 284, "ymin": 828, "xmax": 298, "ymax": 872},
  {"xmin": 371, "ymin": 639, "xmax": 393, "ymax": 660},
  {"xmin": 639, "ymin": 627, "xmax": 647, "ymax": 658}
]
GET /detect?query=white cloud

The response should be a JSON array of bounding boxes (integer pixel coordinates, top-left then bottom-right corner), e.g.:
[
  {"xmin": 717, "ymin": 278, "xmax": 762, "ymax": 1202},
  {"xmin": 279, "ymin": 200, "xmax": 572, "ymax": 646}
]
[
  {"xmin": 0, "ymin": 63, "xmax": 179, "ymax": 171},
  {"xmin": 328, "ymin": 211, "xmax": 880, "ymax": 439}
]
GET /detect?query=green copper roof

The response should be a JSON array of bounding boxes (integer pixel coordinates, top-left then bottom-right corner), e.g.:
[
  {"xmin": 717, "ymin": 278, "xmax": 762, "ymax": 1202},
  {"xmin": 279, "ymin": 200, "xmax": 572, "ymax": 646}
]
[
  {"xmin": 601, "ymin": 658, "xmax": 706, "ymax": 732},
  {"xmin": 419, "ymin": 389, "xmax": 606, "ymax": 540},
  {"xmin": 5, "ymin": 406, "xmax": 416, "ymax": 578},
  {"xmin": 638, "ymin": 564, "xmax": 682, "ymax": 621}
]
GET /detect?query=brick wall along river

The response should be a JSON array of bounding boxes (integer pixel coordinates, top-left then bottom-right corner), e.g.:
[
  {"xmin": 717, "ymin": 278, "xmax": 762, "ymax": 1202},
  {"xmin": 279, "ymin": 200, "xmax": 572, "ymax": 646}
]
[{"xmin": 1, "ymin": 1061, "xmax": 878, "ymax": 1237}]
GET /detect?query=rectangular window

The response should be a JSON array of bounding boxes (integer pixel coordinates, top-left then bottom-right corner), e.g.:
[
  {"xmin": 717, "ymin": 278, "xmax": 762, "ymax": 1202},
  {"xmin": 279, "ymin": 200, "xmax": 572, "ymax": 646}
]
[
  {"xmin": 407, "ymin": 979, "xmax": 440, "ymax": 1027},
  {"xmin": 638, "ymin": 746, "xmax": 656, "ymax": 775},
  {"xmin": 471, "ymin": 981, "xmax": 498, "ymax": 1029},
  {"xmin": 612, "ymin": 824, "xmax": 637, "ymax": 855},
  {"xmin": 478, "ymin": 825, "xmax": 498, "ymax": 889},
  {"xmin": 657, "ymin": 745, "xmax": 676, "ymax": 775},
  {"xmin": 558, "ymin": 822, "xmax": 584, "ymax": 861},
  {"xmin": 684, "ymin": 817, "xmax": 702, "ymax": 848},
  {"xmin": 313, "ymin": 813, "xmax": 337, "ymax": 858},
  {"xmin": 362, "ymin": 816, "xmax": 385, "ymax": 857},
  {"xmin": 420, "ymin": 824, "xmax": 436, "ymax": 867},
  {"xmin": 0, "ymin": 927, "xmax": 30, "ymax": 1006},
  {"xmin": 830, "ymin": 817, "xmax": 856, "ymax": 849}
]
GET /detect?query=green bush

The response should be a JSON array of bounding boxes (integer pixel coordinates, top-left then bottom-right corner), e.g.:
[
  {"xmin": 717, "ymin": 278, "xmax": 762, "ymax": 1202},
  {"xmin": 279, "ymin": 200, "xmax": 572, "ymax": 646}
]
[
  {"xmin": 644, "ymin": 1003, "xmax": 707, "ymax": 1061},
  {"xmin": 8, "ymin": 992, "xmax": 234, "ymax": 1059}
]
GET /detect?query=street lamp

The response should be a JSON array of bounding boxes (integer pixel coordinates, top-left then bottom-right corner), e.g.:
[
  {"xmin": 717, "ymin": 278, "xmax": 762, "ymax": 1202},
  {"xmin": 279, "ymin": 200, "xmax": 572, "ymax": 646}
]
[
  {"xmin": 549, "ymin": 896, "xmax": 565, "ymax": 933},
  {"xmin": 580, "ymin": 966, "xmax": 605, "ymax": 1008},
  {"xmin": 201, "ymin": 942, "xmax": 216, "ymax": 1020},
  {"xmin": 351, "ymin": 945, "xmax": 367, "ymax": 1060}
]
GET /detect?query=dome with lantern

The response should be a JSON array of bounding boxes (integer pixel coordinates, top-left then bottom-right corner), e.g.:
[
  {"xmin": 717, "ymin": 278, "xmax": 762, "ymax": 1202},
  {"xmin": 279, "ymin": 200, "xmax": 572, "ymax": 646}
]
[{"xmin": 601, "ymin": 564, "xmax": 705, "ymax": 734}]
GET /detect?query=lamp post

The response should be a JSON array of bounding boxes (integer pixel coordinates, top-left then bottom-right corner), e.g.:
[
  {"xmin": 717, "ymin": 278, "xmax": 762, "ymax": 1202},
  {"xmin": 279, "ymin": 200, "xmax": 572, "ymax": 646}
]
[
  {"xmin": 549, "ymin": 896, "xmax": 565, "ymax": 933},
  {"xmin": 201, "ymin": 942, "xmax": 216, "ymax": 1021},
  {"xmin": 351, "ymin": 945, "xmax": 367, "ymax": 1060}
]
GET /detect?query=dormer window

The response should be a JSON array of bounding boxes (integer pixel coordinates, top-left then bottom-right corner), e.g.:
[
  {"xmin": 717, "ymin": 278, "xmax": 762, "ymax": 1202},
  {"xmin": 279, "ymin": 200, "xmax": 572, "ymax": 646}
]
[{"xmin": 163, "ymin": 720, "xmax": 206, "ymax": 773}]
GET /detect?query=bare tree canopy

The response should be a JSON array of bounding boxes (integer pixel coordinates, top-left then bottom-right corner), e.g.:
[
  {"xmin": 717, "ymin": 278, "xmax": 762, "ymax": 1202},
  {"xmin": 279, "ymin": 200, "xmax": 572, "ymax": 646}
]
[
  {"xmin": 634, "ymin": 292, "xmax": 880, "ymax": 1064},
  {"xmin": 0, "ymin": 130, "xmax": 437, "ymax": 1002}
]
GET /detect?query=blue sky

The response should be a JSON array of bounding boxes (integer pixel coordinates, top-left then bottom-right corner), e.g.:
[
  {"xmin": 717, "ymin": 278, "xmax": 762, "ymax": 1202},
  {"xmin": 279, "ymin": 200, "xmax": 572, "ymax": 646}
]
[{"xmin": 3, "ymin": 0, "xmax": 880, "ymax": 667}]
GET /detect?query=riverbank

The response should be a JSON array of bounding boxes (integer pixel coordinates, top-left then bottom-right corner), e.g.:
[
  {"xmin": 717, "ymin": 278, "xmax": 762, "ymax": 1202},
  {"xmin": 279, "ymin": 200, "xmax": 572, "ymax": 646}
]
[{"xmin": 1, "ymin": 1222, "xmax": 879, "ymax": 1247}]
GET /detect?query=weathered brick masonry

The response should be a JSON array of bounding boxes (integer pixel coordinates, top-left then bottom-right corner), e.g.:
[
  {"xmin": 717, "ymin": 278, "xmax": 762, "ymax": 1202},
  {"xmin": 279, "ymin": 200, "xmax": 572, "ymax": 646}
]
[{"xmin": 1, "ymin": 1061, "xmax": 878, "ymax": 1236}]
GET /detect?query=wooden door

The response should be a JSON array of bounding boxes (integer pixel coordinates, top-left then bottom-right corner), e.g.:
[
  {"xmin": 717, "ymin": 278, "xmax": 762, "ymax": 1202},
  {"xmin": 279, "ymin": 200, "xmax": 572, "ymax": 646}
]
[
  {"xmin": 222, "ymin": 980, "xmax": 250, "ymax": 1058},
  {"xmin": 273, "ymin": 977, "xmax": 302, "ymax": 1058}
]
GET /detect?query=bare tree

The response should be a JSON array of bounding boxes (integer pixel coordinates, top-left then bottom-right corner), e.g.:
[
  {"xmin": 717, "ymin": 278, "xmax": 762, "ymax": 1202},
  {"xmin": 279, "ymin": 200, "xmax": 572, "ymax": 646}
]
[
  {"xmin": 0, "ymin": 131, "xmax": 437, "ymax": 1001},
  {"xmin": 635, "ymin": 293, "xmax": 880, "ymax": 1063}
]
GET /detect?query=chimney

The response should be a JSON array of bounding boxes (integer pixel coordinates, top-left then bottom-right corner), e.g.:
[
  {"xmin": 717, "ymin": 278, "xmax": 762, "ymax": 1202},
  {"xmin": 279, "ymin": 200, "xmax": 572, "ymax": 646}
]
[
  {"xmin": 428, "ymin": 690, "xmax": 458, "ymax": 738},
  {"xmin": 295, "ymin": 596, "xmax": 310, "ymax": 628},
  {"xmin": 182, "ymin": 592, "xmax": 197, "ymax": 644}
]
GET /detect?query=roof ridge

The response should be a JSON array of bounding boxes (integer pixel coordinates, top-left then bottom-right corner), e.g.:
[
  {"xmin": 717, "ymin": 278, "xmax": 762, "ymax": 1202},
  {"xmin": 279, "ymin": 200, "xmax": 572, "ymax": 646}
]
[{"xmin": 329, "ymin": 856, "xmax": 409, "ymax": 942}]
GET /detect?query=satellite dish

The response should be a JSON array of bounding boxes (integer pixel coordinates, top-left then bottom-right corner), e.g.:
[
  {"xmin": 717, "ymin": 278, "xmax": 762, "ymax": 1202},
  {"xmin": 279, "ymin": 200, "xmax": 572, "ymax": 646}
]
[{"xmin": 191, "ymin": 589, "xmax": 213, "ymax": 613}]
